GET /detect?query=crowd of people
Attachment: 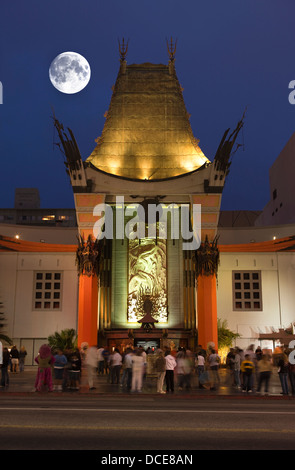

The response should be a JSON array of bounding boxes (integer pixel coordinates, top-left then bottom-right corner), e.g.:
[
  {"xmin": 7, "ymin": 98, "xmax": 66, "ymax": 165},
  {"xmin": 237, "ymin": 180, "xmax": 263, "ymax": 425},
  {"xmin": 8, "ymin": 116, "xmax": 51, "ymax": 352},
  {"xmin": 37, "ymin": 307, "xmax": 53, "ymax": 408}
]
[
  {"xmin": 0, "ymin": 344, "xmax": 28, "ymax": 387},
  {"xmin": 1, "ymin": 341, "xmax": 295, "ymax": 396},
  {"xmin": 84, "ymin": 344, "xmax": 179, "ymax": 393},
  {"xmin": 33, "ymin": 345, "xmax": 82, "ymax": 392},
  {"xmin": 81, "ymin": 342, "xmax": 295, "ymax": 396},
  {"xmin": 223, "ymin": 344, "xmax": 295, "ymax": 396}
]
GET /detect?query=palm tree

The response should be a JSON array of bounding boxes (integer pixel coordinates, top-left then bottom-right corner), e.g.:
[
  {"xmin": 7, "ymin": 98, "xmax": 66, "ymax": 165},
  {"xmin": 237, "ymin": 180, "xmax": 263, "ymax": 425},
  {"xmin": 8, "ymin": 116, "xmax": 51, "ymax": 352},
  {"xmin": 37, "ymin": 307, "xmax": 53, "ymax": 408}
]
[
  {"xmin": 218, "ymin": 318, "xmax": 240, "ymax": 348},
  {"xmin": 47, "ymin": 328, "xmax": 77, "ymax": 351}
]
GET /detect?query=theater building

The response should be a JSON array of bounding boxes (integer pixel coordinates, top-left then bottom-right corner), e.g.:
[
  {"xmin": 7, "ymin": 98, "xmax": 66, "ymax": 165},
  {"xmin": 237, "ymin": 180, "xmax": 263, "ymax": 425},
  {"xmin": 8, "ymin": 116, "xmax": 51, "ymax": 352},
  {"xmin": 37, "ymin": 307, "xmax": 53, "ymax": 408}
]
[{"xmin": 1, "ymin": 45, "xmax": 295, "ymax": 364}]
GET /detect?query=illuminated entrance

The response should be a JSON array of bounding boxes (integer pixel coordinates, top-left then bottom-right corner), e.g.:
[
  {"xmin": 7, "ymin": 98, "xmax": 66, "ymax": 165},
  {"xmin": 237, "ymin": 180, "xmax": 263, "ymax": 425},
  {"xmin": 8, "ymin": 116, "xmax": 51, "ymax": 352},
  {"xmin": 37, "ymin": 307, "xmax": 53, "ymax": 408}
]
[{"xmin": 134, "ymin": 339, "xmax": 160, "ymax": 350}]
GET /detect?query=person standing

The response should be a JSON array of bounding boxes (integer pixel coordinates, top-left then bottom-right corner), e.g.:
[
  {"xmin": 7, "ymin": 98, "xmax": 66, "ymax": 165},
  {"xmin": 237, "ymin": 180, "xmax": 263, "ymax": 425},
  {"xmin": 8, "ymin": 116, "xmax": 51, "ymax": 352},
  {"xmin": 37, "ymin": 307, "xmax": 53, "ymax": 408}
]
[
  {"xmin": 241, "ymin": 354, "xmax": 255, "ymax": 392},
  {"xmin": 278, "ymin": 351, "xmax": 289, "ymax": 395},
  {"xmin": 208, "ymin": 349, "xmax": 221, "ymax": 390},
  {"xmin": 97, "ymin": 347, "xmax": 105, "ymax": 375},
  {"xmin": 53, "ymin": 349, "xmax": 67, "ymax": 391},
  {"xmin": 102, "ymin": 346, "xmax": 110, "ymax": 376},
  {"xmin": 165, "ymin": 349, "xmax": 177, "ymax": 393},
  {"xmin": 34, "ymin": 344, "xmax": 55, "ymax": 392},
  {"xmin": 155, "ymin": 349, "xmax": 166, "ymax": 393},
  {"xmin": 256, "ymin": 354, "xmax": 272, "ymax": 395},
  {"xmin": 288, "ymin": 355, "xmax": 295, "ymax": 396},
  {"xmin": 19, "ymin": 346, "xmax": 27, "ymax": 373},
  {"xmin": 131, "ymin": 349, "xmax": 144, "ymax": 392},
  {"xmin": 85, "ymin": 345, "xmax": 99, "ymax": 390},
  {"xmin": 226, "ymin": 348, "xmax": 236, "ymax": 386},
  {"xmin": 196, "ymin": 351, "xmax": 207, "ymax": 389},
  {"xmin": 10, "ymin": 345, "xmax": 19, "ymax": 373},
  {"xmin": 233, "ymin": 348, "xmax": 241, "ymax": 389},
  {"xmin": 0, "ymin": 347, "xmax": 10, "ymax": 387},
  {"xmin": 110, "ymin": 348, "xmax": 122, "ymax": 384},
  {"xmin": 122, "ymin": 348, "xmax": 133, "ymax": 391},
  {"xmin": 68, "ymin": 348, "xmax": 82, "ymax": 390}
]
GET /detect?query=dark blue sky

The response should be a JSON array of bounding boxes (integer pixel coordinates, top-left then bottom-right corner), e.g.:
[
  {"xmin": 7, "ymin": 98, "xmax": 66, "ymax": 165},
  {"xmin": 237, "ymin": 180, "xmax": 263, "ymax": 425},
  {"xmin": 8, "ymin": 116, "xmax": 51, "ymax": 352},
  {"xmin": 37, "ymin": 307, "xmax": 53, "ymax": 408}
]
[{"xmin": 0, "ymin": 0, "xmax": 294, "ymax": 211}]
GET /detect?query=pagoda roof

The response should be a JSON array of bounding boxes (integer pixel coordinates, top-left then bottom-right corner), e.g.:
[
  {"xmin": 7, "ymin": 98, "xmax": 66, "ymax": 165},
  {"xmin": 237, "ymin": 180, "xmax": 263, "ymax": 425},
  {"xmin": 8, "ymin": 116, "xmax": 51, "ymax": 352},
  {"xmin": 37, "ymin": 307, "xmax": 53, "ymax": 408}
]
[{"xmin": 86, "ymin": 61, "xmax": 209, "ymax": 180}]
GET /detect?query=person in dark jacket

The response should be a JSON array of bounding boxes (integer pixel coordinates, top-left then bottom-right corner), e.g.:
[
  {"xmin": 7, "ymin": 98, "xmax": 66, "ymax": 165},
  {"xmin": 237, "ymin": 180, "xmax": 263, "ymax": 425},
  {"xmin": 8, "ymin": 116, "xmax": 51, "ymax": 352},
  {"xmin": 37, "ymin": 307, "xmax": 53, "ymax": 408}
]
[
  {"xmin": 10, "ymin": 345, "xmax": 19, "ymax": 373},
  {"xmin": 68, "ymin": 349, "xmax": 82, "ymax": 390},
  {"xmin": 241, "ymin": 354, "xmax": 255, "ymax": 392},
  {"xmin": 1, "ymin": 347, "xmax": 10, "ymax": 387}
]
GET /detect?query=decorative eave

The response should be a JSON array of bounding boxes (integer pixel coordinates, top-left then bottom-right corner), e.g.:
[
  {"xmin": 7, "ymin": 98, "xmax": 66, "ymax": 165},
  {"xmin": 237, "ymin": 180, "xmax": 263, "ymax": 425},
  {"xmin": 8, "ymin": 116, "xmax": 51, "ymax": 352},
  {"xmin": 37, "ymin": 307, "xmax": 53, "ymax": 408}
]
[
  {"xmin": 1, "ymin": 234, "xmax": 295, "ymax": 253},
  {"xmin": 0, "ymin": 235, "xmax": 76, "ymax": 252},
  {"xmin": 219, "ymin": 235, "xmax": 295, "ymax": 253},
  {"xmin": 85, "ymin": 160, "xmax": 209, "ymax": 183}
]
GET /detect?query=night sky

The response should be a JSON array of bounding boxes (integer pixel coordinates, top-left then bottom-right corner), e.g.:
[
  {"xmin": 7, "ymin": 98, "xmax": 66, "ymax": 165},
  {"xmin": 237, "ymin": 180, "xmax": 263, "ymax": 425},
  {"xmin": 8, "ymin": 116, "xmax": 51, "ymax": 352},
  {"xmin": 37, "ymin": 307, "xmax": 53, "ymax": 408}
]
[{"xmin": 0, "ymin": 0, "xmax": 294, "ymax": 211}]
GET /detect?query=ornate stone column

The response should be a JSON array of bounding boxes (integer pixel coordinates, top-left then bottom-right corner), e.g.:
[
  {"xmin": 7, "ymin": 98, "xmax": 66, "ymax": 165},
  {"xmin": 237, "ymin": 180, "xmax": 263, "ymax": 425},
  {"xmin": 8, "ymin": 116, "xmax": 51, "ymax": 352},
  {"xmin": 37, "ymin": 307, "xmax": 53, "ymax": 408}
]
[
  {"xmin": 194, "ymin": 236, "xmax": 220, "ymax": 350},
  {"xmin": 76, "ymin": 235, "xmax": 103, "ymax": 347}
]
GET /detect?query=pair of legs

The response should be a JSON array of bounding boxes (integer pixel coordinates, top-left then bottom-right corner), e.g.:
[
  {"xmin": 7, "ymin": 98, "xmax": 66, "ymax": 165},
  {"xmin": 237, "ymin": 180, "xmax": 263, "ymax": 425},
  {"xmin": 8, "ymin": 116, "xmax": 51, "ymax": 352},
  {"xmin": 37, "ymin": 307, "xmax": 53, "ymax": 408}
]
[
  {"xmin": 87, "ymin": 365, "xmax": 97, "ymax": 389},
  {"xmin": 279, "ymin": 373, "xmax": 289, "ymax": 395},
  {"xmin": 132, "ymin": 369, "xmax": 143, "ymax": 392},
  {"xmin": 242, "ymin": 373, "xmax": 254, "ymax": 392},
  {"xmin": 165, "ymin": 370, "xmax": 174, "ymax": 392},
  {"xmin": 157, "ymin": 372, "xmax": 166, "ymax": 393},
  {"xmin": 53, "ymin": 368, "xmax": 65, "ymax": 391},
  {"xmin": 110, "ymin": 365, "xmax": 121, "ymax": 384},
  {"xmin": 1, "ymin": 367, "xmax": 9, "ymax": 387},
  {"xmin": 257, "ymin": 371, "xmax": 271, "ymax": 393},
  {"xmin": 11, "ymin": 359, "xmax": 18, "ymax": 373}
]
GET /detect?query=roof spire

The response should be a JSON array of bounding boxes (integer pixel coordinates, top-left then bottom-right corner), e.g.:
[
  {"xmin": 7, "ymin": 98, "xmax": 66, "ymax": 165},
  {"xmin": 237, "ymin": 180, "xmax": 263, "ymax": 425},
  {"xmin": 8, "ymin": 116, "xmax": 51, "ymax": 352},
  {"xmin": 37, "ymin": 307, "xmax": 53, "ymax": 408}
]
[
  {"xmin": 166, "ymin": 36, "xmax": 177, "ymax": 62},
  {"xmin": 118, "ymin": 37, "xmax": 129, "ymax": 62}
]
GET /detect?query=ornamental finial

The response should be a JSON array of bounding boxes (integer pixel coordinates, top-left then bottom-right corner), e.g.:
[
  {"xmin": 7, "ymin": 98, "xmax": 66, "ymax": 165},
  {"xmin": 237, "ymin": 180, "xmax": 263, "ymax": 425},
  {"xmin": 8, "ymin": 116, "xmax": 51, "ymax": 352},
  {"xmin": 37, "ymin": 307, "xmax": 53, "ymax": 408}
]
[
  {"xmin": 118, "ymin": 37, "xmax": 129, "ymax": 61},
  {"xmin": 166, "ymin": 36, "xmax": 177, "ymax": 62}
]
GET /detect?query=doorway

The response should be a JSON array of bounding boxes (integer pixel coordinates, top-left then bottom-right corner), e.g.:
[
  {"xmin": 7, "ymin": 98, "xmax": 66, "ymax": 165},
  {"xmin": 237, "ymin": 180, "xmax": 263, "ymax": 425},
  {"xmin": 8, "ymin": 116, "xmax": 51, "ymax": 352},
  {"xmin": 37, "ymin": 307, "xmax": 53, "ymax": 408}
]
[{"xmin": 134, "ymin": 338, "xmax": 160, "ymax": 351}]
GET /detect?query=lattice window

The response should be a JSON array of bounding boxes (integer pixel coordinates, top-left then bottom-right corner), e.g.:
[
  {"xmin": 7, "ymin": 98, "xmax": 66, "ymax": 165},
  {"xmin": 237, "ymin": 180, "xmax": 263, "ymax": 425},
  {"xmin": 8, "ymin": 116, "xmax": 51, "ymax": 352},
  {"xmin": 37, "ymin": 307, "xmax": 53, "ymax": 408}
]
[
  {"xmin": 232, "ymin": 271, "xmax": 262, "ymax": 311},
  {"xmin": 33, "ymin": 272, "xmax": 62, "ymax": 310}
]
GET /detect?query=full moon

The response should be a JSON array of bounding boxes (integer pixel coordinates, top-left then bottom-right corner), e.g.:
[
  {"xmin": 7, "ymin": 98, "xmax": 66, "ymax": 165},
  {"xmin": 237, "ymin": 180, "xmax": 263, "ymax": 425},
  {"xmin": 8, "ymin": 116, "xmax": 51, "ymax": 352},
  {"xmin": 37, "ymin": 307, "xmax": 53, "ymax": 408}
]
[{"xmin": 49, "ymin": 51, "xmax": 91, "ymax": 94}]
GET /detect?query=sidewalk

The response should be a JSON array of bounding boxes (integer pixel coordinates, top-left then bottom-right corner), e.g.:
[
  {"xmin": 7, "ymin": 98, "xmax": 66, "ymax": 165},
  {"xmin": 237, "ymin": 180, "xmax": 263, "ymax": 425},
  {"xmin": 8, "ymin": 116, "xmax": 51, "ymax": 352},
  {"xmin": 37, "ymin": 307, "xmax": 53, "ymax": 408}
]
[{"xmin": 1, "ymin": 366, "xmax": 294, "ymax": 398}]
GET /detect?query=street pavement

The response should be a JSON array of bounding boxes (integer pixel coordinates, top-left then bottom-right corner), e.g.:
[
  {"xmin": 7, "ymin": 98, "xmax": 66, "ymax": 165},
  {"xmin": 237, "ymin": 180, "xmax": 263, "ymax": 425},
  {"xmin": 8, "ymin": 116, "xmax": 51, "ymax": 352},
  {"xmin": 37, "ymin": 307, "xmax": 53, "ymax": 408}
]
[{"xmin": 1, "ymin": 365, "xmax": 294, "ymax": 398}]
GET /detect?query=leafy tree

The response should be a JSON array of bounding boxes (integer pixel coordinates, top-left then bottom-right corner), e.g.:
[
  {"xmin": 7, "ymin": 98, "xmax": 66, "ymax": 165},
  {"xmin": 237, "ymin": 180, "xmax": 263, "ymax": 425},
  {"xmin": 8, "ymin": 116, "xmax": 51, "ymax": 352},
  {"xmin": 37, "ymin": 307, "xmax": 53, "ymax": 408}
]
[
  {"xmin": 48, "ymin": 328, "xmax": 77, "ymax": 351},
  {"xmin": 218, "ymin": 318, "xmax": 240, "ymax": 348}
]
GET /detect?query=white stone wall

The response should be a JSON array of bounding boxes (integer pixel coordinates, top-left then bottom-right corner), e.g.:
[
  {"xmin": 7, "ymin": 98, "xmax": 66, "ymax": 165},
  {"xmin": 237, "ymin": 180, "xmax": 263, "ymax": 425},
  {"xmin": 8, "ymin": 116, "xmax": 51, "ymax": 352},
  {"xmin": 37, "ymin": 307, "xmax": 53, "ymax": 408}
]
[
  {"xmin": 1, "ymin": 245, "xmax": 295, "ymax": 358},
  {"xmin": 217, "ymin": 251, "xmax": 295, "ymax": 348},
  {"xmin": 0, "ymin": 252, "xmax": 78, "ymax": 353}
]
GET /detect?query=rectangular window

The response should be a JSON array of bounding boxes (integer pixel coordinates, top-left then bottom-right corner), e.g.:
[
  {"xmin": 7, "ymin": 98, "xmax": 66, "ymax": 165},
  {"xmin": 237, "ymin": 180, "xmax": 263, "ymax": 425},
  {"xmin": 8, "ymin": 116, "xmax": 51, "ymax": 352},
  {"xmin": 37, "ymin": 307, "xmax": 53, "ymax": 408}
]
[
  {"xmin": 33, "ymin": 271, "xmax": 62, "ymax": 310},
  {"xmin": 232, "ymin": 271, "xmax": 262, "ymax": 311}
]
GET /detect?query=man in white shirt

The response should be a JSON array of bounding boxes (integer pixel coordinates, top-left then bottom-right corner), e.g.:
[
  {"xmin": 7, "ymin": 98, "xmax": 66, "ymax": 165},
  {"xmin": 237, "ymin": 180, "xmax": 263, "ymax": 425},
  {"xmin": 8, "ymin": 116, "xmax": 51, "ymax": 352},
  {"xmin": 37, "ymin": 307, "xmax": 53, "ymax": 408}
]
[
  {"xmin": 196, "ymin": 353, "xmax": 207, "ymax": 389},
  {"xmin": 110, "ymin": 348, "xmax": 122, "ymax": 384},
  {"xmin": 165, "ymin": 350, "xmax": 177, "ymax": 393},
  {"xmin": 122, "ymin": 348, "xmax": 133, "ymax": 390}
]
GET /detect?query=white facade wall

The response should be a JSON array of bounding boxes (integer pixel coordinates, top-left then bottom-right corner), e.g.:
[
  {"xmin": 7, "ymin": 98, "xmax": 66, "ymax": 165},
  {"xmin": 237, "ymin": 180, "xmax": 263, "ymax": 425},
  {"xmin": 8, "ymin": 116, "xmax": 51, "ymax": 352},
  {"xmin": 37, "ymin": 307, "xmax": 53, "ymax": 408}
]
[
  {"xmin": 1, "ymin": 244, "xmax": 295, "ymax": 359},
  {"xmin": 217, "ymin": 252, "xmax": 295, "ymax": 349},
  {"xmin": 0, "ymin": 251, "xmax": 78, "ymax": 363}
]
